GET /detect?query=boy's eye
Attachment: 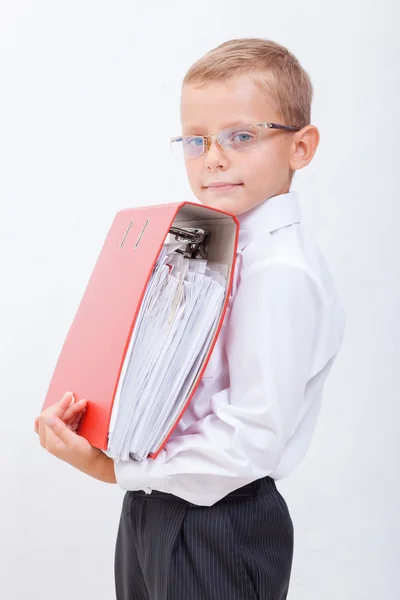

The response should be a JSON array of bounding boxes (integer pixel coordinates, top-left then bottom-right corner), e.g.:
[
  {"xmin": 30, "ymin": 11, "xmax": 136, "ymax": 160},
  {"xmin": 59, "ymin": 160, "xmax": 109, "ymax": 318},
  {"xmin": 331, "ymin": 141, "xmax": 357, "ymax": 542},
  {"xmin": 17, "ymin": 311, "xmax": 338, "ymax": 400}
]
[
  {"xmin": 183, "ymin": 136, "xmax": 204, "ymax": 147},
  {"xmin": 230, "ymin": 130, "xmax": 256, "ymax": 144}
]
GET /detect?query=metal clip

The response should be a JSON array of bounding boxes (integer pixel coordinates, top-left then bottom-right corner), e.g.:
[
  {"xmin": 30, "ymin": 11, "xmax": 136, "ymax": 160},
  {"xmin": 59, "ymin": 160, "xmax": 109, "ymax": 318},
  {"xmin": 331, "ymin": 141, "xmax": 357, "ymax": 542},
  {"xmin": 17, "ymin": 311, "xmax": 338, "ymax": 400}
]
[{"xmin": 169, "ymin": 227, "xmax": 210, "ymax": 260}]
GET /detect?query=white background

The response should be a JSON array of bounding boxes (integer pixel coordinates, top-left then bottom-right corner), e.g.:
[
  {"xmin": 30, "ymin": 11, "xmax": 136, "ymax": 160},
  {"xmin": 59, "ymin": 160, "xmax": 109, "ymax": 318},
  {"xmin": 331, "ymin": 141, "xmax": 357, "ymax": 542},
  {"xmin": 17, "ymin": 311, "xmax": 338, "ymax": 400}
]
[{"xmin": 0, "ymin": 1, "xmax": 398, "ymax": 598}]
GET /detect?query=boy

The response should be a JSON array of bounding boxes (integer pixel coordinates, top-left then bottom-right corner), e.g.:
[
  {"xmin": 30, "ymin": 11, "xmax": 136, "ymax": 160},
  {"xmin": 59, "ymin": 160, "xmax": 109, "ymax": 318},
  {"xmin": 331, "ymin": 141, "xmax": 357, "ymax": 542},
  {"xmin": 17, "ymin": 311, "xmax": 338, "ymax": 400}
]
[{"xmin": 36, "ymin": 38, "xmax": 346, "ymax": 599}]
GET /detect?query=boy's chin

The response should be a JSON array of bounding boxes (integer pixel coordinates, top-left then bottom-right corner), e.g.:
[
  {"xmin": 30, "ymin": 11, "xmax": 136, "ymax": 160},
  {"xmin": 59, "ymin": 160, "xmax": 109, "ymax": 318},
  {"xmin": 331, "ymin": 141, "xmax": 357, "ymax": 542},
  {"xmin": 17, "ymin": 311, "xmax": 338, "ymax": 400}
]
[
  {"xmin": 198, "ymin": 193, "xmax": 261, "ymax": 217},
  {"xmin": 198, "ymin": 196, "xmax": 238, "ymax": 215}
]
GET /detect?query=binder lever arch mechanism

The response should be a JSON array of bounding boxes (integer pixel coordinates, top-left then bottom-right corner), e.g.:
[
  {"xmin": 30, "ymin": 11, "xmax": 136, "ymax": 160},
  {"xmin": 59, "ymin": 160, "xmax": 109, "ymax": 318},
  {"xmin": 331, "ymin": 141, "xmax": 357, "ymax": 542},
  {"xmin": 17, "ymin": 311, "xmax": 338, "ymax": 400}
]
[{"xmin": 169, "ymin": 226, "xmax": 210, "ymax": 260}]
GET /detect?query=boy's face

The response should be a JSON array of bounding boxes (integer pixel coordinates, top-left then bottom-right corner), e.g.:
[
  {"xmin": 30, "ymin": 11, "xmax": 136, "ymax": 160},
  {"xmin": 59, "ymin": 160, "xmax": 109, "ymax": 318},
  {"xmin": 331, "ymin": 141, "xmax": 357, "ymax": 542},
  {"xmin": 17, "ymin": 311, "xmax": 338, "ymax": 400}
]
[{"xmin": 180, "ymin": 75, "xmax": 296, "ymax": 216}]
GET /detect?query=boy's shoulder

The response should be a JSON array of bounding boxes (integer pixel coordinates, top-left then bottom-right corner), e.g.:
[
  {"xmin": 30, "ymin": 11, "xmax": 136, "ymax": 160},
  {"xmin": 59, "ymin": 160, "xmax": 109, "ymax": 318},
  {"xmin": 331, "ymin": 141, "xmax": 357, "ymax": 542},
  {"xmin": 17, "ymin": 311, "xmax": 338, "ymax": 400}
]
[
  {"xmin": 241, "ymin": 220, "xmax": 313, "ymax": 271},
  {"xmin": 236, "ymin": 193, "xmax": 342, "ymax": 301},
  {"xmin": 240, "ymin": 222, "xmax": 341, "ymax": 303}
]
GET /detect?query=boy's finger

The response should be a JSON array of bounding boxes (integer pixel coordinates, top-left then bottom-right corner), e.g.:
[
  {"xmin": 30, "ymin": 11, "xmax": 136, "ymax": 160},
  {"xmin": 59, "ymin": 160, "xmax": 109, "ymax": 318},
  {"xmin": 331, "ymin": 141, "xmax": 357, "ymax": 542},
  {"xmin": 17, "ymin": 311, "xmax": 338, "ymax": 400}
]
[
  {"xmin": 44, "ymin": 415, "xmax": 76, "ymax": 447},
  {"xmin": 54, "ymin": 392, "xmax": 76, "ymax": 414},
  {"xmin": 70, "ymin": 409, "xmax": 86, "ymax": 431},
  {"xmin": 62, "ymin": 399, "xmax": 87, "ymax": 422},
  {"xmin": 38, "ymin": 392, "xmax": 74, "ymax": 447},
  {"xmin": 45, "ymin": 392, "xmax": 75, "ymax": 418},
  {"xmin": 38, "ymin": 413, "xmax": 47, "ymax": 447},
  {"xmin": 34, "ymin": 416, "xmax": 39, "ymax": 434},
  {"xmin": 48, "ymin": 392, "xmax": 76, "ymax": 419}
]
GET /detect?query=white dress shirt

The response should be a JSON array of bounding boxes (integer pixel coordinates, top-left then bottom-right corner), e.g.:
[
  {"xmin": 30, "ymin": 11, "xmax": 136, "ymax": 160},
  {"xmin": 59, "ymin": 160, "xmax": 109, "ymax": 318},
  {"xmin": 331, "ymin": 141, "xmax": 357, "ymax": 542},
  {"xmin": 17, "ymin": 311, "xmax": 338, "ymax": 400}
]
[{"xmin": 115, "ymin": 192, "xmax": 346, "ymax": 506}]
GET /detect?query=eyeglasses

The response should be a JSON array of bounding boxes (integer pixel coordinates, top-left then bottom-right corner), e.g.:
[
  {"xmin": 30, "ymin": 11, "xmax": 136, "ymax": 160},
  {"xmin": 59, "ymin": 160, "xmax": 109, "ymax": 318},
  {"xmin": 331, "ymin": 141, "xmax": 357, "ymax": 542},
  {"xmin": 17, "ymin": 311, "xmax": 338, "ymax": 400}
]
[{"xmin": 170, "ymin": 122, "xmax": 301, "ymax": 159}]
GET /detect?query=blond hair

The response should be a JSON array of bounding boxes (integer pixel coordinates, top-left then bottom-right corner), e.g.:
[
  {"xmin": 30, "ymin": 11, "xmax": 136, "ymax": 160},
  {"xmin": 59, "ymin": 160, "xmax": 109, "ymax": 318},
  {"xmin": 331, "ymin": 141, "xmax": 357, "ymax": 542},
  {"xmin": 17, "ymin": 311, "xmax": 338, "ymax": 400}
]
[{"xmin": 183, "ymin": 38, "xmax": 313, "ymax": 128}]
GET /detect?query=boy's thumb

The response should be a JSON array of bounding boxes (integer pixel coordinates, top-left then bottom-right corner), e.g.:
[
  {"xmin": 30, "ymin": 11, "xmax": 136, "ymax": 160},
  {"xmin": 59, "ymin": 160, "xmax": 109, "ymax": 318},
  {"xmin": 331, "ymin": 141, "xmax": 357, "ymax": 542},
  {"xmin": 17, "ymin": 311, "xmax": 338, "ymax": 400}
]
[{"xmin": 44, "ymin": 415, "xmax": 75, "ymax": 444}]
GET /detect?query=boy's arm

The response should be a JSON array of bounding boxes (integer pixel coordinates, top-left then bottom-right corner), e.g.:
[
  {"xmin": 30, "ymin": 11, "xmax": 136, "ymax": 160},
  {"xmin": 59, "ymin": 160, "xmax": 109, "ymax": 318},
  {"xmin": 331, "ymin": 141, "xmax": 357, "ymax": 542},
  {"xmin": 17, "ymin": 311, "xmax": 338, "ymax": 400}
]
[{"xmin": 114, "ymin": 260, "xmax": 343, "ymax": 506}]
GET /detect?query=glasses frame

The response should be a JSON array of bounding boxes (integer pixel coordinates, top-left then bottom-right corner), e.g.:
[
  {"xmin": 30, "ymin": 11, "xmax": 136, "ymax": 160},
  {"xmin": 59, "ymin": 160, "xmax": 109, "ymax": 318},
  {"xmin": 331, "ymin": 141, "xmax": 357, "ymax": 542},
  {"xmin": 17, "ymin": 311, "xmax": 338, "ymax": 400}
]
[{"xmin": 170, "ymin": 122, "xmax": 302, "ymax": 158}]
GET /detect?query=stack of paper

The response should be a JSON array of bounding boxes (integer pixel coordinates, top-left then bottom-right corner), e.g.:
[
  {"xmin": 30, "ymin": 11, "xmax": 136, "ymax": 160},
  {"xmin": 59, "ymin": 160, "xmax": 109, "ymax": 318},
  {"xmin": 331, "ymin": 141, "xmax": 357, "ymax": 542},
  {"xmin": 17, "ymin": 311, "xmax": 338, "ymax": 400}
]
[{"xmin": 107, "ymin": 242, "xmax": 226, "ymax": 462}]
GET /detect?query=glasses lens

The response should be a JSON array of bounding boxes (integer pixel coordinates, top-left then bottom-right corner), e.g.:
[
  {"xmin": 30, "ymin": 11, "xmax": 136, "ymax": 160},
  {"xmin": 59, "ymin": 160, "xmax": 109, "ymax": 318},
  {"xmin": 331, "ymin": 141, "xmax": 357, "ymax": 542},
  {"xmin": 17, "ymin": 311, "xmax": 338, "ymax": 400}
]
[
  {"xmin": 171, "ymin": 137, "xmax": 204, "ymax": 159},
  {"xmin": 219, "ymin": 125, "xmax": 259, "ymax": 151},
  {"xmin": 182, "ymin": 136, "xmax": 204, "ymax": 158}
]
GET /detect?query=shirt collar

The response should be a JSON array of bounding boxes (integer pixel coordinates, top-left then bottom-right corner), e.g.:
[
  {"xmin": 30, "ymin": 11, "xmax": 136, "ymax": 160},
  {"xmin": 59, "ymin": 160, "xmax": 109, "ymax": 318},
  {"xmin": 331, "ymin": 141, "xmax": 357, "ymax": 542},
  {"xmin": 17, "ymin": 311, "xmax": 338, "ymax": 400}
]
[{"xmin": 238, "ymin": 191, "xmax": 301, "ymax": 250}]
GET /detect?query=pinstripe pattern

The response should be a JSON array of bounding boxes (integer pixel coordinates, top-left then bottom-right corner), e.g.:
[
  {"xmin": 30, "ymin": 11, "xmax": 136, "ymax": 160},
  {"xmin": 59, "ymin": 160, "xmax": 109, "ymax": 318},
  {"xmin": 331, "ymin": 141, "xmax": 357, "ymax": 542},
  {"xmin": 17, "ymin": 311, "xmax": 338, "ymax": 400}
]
[{"xmin": 115, "ymin": 477, "xmax": 293, "ymax": 600}]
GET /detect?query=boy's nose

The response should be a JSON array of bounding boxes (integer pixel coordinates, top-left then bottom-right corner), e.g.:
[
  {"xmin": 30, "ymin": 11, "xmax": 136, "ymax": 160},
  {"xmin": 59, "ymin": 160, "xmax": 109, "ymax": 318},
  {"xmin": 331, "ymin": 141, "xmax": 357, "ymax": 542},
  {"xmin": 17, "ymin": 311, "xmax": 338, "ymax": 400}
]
[{"xmin": 204, "ymin": 137, "xmax": 229, "ymax": 170}]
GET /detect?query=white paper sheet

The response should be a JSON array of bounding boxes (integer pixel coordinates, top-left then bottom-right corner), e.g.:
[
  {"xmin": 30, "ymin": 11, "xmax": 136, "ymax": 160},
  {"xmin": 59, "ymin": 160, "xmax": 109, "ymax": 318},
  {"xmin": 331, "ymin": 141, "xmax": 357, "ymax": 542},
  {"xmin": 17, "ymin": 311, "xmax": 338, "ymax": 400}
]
[{"xmin": 106, "ymin": 242, "xmax": 227, "ymax": 462}]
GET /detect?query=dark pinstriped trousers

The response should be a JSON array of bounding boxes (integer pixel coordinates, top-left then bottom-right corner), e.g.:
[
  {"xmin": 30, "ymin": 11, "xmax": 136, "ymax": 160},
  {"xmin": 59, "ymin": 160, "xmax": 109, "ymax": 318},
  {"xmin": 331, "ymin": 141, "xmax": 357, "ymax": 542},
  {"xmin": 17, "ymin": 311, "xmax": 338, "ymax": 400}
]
[{"xmin": 115, "ymin": 477, "xmax": 293, "ymax": 600}]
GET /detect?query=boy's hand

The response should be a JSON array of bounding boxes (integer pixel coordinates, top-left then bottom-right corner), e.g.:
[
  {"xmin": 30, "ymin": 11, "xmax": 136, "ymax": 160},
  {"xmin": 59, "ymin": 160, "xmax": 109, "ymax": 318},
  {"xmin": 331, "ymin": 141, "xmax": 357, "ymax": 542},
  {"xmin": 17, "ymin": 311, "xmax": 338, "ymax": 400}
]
[
  {"xmin": 34, "ymin": 392, "xmax": 87, "ymax": 434},
  {"xmin": 35, "ymin": 392, "xmax": 116, "ymax": 483}
]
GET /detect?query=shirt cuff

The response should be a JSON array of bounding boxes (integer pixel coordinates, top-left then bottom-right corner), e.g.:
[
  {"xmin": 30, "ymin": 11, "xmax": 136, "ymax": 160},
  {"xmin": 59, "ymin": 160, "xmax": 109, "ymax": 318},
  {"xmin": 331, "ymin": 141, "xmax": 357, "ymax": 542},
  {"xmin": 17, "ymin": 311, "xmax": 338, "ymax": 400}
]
[{"xmin": 113, "ymin": 449, "xmax": 170, "ymax": 495}]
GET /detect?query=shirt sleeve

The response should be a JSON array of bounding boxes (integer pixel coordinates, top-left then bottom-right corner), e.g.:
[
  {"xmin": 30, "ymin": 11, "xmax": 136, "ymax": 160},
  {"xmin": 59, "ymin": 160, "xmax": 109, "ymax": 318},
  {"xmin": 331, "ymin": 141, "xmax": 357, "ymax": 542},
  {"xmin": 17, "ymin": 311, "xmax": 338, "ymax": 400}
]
[{"xmin": 114, "ymin": 259, "xmax": 326, "ymax": 506}]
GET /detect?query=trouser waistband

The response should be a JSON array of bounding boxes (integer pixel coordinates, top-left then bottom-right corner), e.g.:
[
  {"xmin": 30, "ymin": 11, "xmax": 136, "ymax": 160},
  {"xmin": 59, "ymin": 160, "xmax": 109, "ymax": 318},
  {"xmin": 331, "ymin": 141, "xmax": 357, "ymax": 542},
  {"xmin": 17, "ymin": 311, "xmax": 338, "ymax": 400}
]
[{"xmin": 129, "ymin": 476, "xmax": 276, "ymax": 505}]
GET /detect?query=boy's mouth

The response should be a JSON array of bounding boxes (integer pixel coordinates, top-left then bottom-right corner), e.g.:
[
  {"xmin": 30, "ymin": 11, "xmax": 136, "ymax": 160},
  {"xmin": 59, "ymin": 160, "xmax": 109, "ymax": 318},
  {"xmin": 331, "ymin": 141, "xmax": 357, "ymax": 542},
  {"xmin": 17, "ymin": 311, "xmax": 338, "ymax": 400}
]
[{"xmin": 204, "ymin": 182, "xmax": 243, "ymax": 193}]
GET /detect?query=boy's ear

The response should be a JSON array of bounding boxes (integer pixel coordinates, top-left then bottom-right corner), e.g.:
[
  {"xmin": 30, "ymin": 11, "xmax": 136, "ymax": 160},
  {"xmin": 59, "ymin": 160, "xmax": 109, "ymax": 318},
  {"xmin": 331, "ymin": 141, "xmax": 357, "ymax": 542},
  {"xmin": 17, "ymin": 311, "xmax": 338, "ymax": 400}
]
[{"xmin": 289, "ymin": 125, "xmax": 320, "ymax": 172}]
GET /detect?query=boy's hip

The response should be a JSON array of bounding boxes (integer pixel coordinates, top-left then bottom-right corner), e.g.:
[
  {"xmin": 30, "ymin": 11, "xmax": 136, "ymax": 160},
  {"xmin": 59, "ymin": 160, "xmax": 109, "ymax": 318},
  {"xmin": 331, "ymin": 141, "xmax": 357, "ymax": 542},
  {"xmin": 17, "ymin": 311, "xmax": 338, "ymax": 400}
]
[
  {"xmin": 117, "ymin": 476, "xmax": 294, "ymax": 599},
  {"xmin": 122, "ymin": 475, "xmax": 294, "ymax": 558}
]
